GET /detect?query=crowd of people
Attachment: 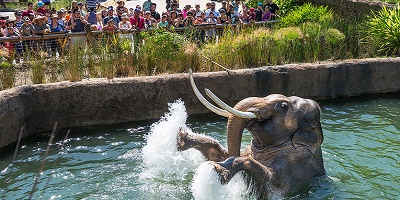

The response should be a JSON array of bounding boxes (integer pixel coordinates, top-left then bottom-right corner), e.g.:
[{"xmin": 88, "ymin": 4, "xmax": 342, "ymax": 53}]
[{"xmin": 0, "ymin": 0, "xmax": 279, "ymax": 63}]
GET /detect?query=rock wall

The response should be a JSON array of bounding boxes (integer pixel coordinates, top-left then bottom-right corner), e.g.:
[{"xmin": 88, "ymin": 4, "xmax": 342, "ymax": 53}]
[{"xmin": 1, "ymin": 58, "xmax": 400, "ymax": 149}]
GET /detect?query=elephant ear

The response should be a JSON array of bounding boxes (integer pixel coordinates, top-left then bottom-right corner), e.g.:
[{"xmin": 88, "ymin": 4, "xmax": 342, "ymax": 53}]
[{"xmin": 291, "ymin": 120, "xmax": 323, "ymax": 156}]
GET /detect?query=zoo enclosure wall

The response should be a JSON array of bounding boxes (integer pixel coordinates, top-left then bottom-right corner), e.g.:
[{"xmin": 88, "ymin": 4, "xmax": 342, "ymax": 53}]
[{"xmin": 1, "ymin": 57, "xmax": 400, "ymax": 150}]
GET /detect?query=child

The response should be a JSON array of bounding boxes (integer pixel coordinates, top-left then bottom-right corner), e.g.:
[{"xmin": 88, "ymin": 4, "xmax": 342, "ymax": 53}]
[
  {"xmin": 19, "ymin": 16, "xmax": 35, "ymax": 56},
  {"xmin": 5, "ymin": 27, "xmax": 23, "ymax": 63}
]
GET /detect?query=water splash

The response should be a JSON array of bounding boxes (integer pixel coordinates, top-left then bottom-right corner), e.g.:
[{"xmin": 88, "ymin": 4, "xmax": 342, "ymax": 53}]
[
  {"xmin": 191, "ymin": 162, "xmax": 251, "ymax": 200},
  {"xmin": 141, "ymin": 99, "xmax": 205, "ymax": 181},
  {"xmin": 140, "ymin": 100, "xmax": 251, "ymax": 199}
]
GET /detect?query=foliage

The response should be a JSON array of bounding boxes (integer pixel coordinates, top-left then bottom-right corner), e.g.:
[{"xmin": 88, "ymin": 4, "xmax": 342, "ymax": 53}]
[
  {"xmin": 0, "ymin": 60, "xmax": 15, "ymax": 90},
  {"xmin": 139, "ymin": 29, "xmax": 199, "ymax": 75},
  {"xmin": 244, "ymin": 0, "xmax": 304, "ymax": 16},
  {"xmin": 363, "ymin": 5, "xmax": 400, "ymax": 56},
  {"xmin": 279, "ymin": 3, "xmax": 333, "ymax": 28}
]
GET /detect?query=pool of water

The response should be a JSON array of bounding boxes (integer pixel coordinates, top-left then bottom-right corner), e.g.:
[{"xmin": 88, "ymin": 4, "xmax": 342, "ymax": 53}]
[{"xmin": 0, "ymin": 93, "xmax": 399, "ymax": 199}]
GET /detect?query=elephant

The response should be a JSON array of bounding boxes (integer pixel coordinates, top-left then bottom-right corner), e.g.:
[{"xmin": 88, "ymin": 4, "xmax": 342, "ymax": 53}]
[{"xmin": 177, "ymin": 69, "xmax": 326, "ymax": 199}]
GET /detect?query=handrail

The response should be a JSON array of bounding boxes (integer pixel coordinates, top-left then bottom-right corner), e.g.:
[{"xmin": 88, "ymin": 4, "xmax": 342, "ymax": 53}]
[{"xmin": 0, "ymin": 20, "xmax": 278, "ymax": 43}]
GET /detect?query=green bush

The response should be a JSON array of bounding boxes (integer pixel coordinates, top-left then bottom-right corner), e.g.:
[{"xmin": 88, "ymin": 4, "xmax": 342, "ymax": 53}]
[
  {"xmin": 363, "ymin": 5, "xmax": 400, "ymax": 55},
  {"xmin": 279, "ymin": 3, "xmax": 333, "ymax": 28}
]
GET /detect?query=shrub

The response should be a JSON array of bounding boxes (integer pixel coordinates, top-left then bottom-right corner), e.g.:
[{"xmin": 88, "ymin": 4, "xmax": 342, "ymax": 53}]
[
  {"xmin": 279, "ymin": 3, "xmax": 333, "ymax": 28},
  {"xmin": 363, "ymin": 5, "xmax": 400, "ymax": 56}
]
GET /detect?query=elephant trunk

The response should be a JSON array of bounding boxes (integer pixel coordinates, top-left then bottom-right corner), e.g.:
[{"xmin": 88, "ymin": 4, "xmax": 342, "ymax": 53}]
[{"xmin": 227, "ymin": 114, "xmax": 249, "ymax": 157}]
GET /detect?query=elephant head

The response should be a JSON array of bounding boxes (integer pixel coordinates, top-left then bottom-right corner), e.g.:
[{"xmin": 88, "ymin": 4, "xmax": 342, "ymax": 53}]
[{"xmin": 189, "ymin": 69, "xmax": 323, "ymax": 157}]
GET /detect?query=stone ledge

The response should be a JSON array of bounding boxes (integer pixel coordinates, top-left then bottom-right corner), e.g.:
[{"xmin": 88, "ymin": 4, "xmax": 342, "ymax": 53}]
[{"xmin": 1, "ymin": 57, "xmax": 400, "ymax": 149}]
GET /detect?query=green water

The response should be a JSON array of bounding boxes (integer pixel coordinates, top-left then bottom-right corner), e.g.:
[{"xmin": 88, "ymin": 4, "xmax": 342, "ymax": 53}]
[{"xmin": 0, "ymin": 93, "xmax": 399, "ymax": 199}]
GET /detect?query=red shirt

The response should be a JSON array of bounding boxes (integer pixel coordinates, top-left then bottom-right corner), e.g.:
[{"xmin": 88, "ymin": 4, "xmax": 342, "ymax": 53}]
[
  {"xmin": 129, "ymin": 16, "xmax": 145, "ymax": 29},
  {"xmin": 36, "ymin": 7, "xmax": 46, "ymax": 16},
  {"xmin": 22, "ymin": 9, "xmax": 35, "ymax": 17}
]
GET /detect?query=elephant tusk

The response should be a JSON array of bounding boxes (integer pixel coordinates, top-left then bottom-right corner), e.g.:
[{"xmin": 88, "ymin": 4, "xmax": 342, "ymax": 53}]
[
  {"xmin": 204, "ymin": 89, "xmax": 257, "ymax": 119},
  {"xmin": 189, "ymin": 69, "xmax": 230, "ymax": 117}
]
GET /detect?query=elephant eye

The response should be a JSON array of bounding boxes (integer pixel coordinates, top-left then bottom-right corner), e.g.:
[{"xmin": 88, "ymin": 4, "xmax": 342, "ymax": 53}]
[{"xmin": 277, "ymin": 102, "xmax": 288, "ymax": 111}]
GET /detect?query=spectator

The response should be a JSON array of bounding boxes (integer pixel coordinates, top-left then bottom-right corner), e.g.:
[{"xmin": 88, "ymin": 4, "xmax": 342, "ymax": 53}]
[
  {"xmin": 143, "ymin": 0, "xmax": 152, "ymax": 12},
  {"xmin": 36, "ymin": 1, "xmax": 46, "ymax": 16},
  {"xmin": 129, "ymin": 8, "xmax": 145, "ymax": 29},
  {"xmin": 85, "ymin": 7, "xmax": 97, "ymax": 25},
  {"xmin": 33, "ymin": 15, "xmax": 50, "ymax": 52},
  {"xmin": 219, "ymin": 9, "xmax": 231, "ymax": 24},
  {"xmin": 102, "ymin": 18, "xmax": 117, "ymax": 32},
  {"xmin": 174, "ymin": 13, "xmax": 184, "ymax": 28},
  {"xmin": 19, "ymin": 16, "xmax": 35, "ymax": 37},
  {"xmin": 71, "ymin": 0, "xmax": 79, "ymax": 10},
  {"xmin": 77, "ymin": 2, "xmax": 86, "ymax": 17},
  {"xmin": 42, "ymin": 0, "xmax": 50, "ymax": 10},
  {"xmin": 218, "ymin": 1, "xmax": 227, "ymax": 13},
  {"xmin": 194, "ymin": 14, "xmax": 204, "ymax": 24},
  {"xmin": 49, "ymin": 14, "xmax": 65, "ymax": 56},
  {"xmin": 169, "ymin": 3, "xmax": 180, "ymax": 13},
  {"xmin": 116, "ymin": 0, "xmax": 128, "ymax": 21},
  {"xmin": 50, "ymin": 14, "xmax": 65, "ymax": 32},
  {"xmin": 103, "ymin": 7, "xmax": 120, "ymax": 27},
  {"xmin": 194, "ymin": 4, "xmax": 202, "ymax": 17},
  {"xmin": 128, "ymin": 8, "xmax": 134, "ymax": 17},
  {"xmin": 168, "ymin": 11, "xmax": 177, "ymax": 25},
  {"xmin": 157, "ymin": 15, "xmax": 168, "ymax": 28},
  {"xmin": 57, "ymin": 9, "xmax": 66, "ymax": 26},
  {"xmin": 181, "ymin": 5, "xmax": 191, "ymax": 19},
  {"xmin": 205, "ymin": 2, "xmax": 220, "ymax": 18},
  {"xmin": 205, "ymin": 2, "xmax": 211, "ymax": 11},
  {"xmin": 150, "ymin": 3, "xmax": 160, "ymax": 23},
  {"xmin": 86, "ymin": 0, "xmax": 99, "ymax": 10},
  {"xmin": 22, "ymin": 2, "xmax": 35, "ymax": 18},
  {"xmin": 262, "ymin": 6, "xmax": 272, "ymax": 21},
  {"xmin": 19, "ymin": 16, "xmax": 35, "ymax": 55},
  {"xmin": 204, "ymin": 12, "xmax": 217, "ymax": 40},
  {"xmin": 184, "ymin": 11, "xmax": 194, "ymax": 26},
  {"xmin": 231, "ymin": 0, "xmax": 239, "ymax": 18},
  {"xmin": 5, "ymin": 26, "xmax": 23, "ymax": 63},
  {"xmin": 119, "ymin": 13, "xmax": 132, "ymax": 31},
  {"xmin": 14, "ymin": 11, "xmax": 23, "ymax": 29},
  {"xmin": 248, "ymin": 8, "xmax": 256, "ymax": 22},
  {"xmin": 66, "ymin": 8, "xmax": 88, "ymax": 32},
  {"xmin": 33, "ymin": 15, "xmax": 50, "ymax": 35},
  {"xmin": 264, "ymin": 0, "xmax": 279, "ymax": 20},
  {"xmin": 240, "ymin": 4, "xmax": 249, "ymax": 23},
  {"xmin": 255, "ymin": 3, "xmax": 264, "ymax": 21},
  {"xmin": 143, "ymin": 11, "xmax": 154, "ymax": 28},
  {"xmin": 227, "ymin": 4, "xmax": 237, "ymax": 24}
]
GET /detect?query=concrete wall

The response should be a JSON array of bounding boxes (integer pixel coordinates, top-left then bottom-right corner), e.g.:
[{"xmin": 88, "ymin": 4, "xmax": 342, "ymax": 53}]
[{"xmin": 1, "ymin": 58, "xmax": 400, "ymax": 149}]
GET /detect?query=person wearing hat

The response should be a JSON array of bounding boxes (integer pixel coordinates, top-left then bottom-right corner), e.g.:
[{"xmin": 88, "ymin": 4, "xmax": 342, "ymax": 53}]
[
  {"xmin": 33, "ymin": 15, "xmax": 50, "ymax": 35},
  {"xmin": 13, "ymin": 11, "xmax": 23, "ymax": 29},
  {"xmin": 19, "ymin": 16, "xmax": 35, "ymax": 37},
  {"xmin": 129, "ymin": 8, "xmax": 145, "ymax": 29},
  {"xmin": 248, "ymin": 8, "xmax": 256, "ymax": 22},
  {"xmin": 103, "ymin": 7, "xmax": 120, "ymax": 28},
  {"xmin": 57, "ymin": 9, "xmax": 66, "ymax": 26},
  {"xmin": 77, "ymin": 2, "xmax": 86, "ymax": 17},
  {"xmin": 218, "ymin": 1, "xmax": 227, "ymax": 13},
  {"xmin": 262, "ymin": 5, "xmax": 272, "ymax": 21},
  {"xmin": 255, "ymin": 2, "xmax": 264, "ymax": 21},
  {"xmin": 36, "ymin": 1, "xmax": 46, "ymax": 16},
  {"xmin": 118, "ymin": 13, "xmax": 132, "ymax": 31}
]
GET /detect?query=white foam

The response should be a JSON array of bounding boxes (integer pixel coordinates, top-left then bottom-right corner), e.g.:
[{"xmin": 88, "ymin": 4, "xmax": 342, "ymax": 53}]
[
  {"xmin": 140, "ymin": 99, "xmax": 205, "ymax": 181},
  {"xmin": 191, "ymin": 162, "xmax": 251, "ymax": 200},
  {"xmin": 139, "ymin": 100, "xmax": 252, "ymax": 199}
]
